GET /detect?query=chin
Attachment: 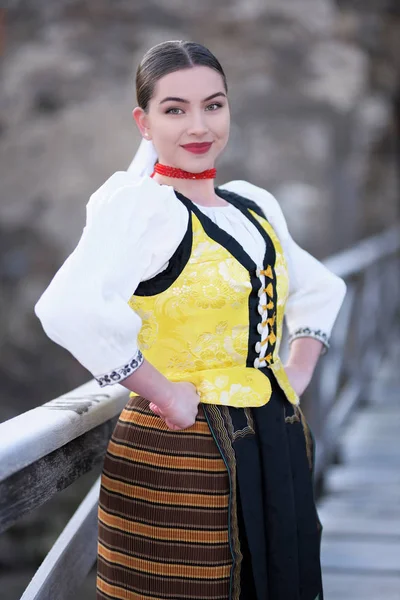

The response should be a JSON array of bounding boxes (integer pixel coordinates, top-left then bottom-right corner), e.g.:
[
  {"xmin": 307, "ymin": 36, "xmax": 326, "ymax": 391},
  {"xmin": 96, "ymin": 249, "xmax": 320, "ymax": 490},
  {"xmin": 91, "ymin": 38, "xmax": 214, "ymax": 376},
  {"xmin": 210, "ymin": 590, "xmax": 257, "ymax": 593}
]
[
  {"xmin": 181, "ymin": 155, "xmax": 217, "ymax": 173},
  {"xmin": 189, "ymin": 163, "xmax": 214, "ymax": 173}
]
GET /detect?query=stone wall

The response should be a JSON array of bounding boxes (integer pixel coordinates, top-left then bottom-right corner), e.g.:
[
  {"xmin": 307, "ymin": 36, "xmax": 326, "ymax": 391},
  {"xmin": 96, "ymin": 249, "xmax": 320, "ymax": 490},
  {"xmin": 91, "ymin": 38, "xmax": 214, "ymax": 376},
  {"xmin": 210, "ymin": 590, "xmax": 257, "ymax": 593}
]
[{"xmin": 0, "ymin": 1, "xmax": 399, "ymax": 596}]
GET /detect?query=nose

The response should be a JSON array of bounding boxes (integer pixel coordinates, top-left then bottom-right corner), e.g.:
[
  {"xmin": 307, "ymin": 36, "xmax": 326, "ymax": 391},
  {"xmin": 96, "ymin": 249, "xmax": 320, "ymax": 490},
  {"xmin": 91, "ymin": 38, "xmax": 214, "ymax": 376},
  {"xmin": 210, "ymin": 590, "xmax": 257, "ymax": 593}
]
[{"xmin": 186, "ymin": 110, "xmax": 209, "ymax": 137}]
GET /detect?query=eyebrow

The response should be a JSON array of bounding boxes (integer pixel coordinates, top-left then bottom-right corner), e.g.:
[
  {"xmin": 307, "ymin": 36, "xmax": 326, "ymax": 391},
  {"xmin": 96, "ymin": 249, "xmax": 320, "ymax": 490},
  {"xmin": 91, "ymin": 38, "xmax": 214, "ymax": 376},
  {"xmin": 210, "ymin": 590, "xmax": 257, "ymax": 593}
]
[{"xmin": 159, "ymin": 92, "xmax": 226, "ymax": 105}]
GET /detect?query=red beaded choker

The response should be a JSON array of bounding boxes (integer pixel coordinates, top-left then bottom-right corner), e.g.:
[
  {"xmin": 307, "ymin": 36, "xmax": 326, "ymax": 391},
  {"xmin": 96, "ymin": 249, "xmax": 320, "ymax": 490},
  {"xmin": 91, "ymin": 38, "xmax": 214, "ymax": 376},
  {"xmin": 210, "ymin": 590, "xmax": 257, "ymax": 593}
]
[{"xmin": 151, "ymin": 163, "xmax": 217, "ymax": 180}]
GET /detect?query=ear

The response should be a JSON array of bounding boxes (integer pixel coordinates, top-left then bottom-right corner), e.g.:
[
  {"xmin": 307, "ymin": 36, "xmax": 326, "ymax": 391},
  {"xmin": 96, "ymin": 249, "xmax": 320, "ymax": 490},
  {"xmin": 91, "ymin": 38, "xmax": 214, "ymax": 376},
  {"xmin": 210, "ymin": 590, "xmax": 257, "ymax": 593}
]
[{"xmin": 132, "ymin": 107, "xmax": 151, "ymax": 140}]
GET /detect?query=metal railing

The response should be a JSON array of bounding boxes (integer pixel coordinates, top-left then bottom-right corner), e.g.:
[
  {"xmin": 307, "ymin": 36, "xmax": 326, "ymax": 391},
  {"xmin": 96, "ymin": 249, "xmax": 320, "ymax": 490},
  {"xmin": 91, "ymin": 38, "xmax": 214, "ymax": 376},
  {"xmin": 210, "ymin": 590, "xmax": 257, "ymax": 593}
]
[{"xmin": 0, "ymin": 224, "xmax": 399, "ymax": 600}]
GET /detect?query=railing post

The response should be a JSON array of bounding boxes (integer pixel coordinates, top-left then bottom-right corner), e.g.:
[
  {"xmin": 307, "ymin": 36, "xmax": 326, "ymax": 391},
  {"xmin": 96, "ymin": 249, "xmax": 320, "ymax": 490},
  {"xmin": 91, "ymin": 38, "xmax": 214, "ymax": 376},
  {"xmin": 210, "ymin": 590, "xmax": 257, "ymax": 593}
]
[{"xmin": 20, "ymin": 478, "xmax": 101, "ymax": 600}]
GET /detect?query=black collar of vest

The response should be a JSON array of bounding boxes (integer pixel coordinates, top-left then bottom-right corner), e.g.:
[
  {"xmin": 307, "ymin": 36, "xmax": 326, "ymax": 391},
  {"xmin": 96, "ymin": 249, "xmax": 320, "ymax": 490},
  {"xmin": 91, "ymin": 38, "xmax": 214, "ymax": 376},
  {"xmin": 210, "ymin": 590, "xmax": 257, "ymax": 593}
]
[{"xmin": 174, "ymin": 188, "xmax": 276, "ymax": 275}]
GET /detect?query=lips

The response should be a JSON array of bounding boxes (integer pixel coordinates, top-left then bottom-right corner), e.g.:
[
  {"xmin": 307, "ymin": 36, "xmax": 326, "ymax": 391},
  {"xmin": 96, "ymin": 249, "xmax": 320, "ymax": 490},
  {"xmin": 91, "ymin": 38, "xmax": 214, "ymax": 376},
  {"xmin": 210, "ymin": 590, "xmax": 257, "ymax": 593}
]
[{"xmin": 181, "ymin": 142, "xmax": 213, "ymax": 154}]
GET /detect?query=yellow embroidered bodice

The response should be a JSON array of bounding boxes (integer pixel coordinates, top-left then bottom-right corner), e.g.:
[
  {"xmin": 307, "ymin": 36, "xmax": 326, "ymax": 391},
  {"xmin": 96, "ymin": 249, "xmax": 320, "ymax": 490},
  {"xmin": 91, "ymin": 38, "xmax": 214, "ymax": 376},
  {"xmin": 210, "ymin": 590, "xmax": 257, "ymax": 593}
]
[{"xmin": 128, "ymin": 197, "xmax": 299, "ymax": 407}]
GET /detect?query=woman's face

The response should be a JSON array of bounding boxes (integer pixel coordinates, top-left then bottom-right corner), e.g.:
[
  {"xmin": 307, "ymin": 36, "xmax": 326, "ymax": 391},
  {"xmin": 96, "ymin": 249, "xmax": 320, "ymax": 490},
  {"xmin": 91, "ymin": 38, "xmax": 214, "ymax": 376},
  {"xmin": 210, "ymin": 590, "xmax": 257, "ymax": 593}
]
[{"xmin": 133, "ymin": 66, "xmax": 230, "ymax": 172}]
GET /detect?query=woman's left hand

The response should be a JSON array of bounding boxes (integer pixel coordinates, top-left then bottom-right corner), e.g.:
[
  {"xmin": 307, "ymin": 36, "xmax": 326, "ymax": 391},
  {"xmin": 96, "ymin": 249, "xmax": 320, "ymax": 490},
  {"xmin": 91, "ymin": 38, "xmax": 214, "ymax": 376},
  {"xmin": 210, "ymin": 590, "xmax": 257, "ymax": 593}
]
[
  {"xmin": 283, "ymin": 337, "xmax": 324, "ymax": 397},
  {"xmin": 283, "ymin": 364, "xmax": 313, "ymax": 397}
]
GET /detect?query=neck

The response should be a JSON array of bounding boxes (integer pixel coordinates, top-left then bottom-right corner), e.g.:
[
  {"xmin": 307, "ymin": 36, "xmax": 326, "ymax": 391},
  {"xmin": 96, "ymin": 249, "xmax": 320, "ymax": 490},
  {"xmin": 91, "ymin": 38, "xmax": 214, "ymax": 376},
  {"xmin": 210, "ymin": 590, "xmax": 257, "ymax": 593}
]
[{"xmin": 152, "ymin": 174, "xmax": 221, "ymax": 207}]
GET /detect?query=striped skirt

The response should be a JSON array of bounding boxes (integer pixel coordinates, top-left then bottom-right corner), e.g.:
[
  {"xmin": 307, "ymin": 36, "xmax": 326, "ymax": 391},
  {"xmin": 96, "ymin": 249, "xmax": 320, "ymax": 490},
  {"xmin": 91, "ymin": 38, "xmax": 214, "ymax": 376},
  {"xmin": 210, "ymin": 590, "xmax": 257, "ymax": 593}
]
[{"xmin": 96, "ymin": 385, "xmax": 324, "ymax": 600}]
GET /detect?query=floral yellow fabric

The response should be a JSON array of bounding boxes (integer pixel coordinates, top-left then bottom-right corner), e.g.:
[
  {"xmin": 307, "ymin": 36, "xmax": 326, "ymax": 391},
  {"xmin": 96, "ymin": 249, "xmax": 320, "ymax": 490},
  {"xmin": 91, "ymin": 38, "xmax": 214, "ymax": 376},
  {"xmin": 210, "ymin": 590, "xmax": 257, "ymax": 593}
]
[{"xmin": 128, "ymin": 211, "xmax": 299, "ymax": 407}]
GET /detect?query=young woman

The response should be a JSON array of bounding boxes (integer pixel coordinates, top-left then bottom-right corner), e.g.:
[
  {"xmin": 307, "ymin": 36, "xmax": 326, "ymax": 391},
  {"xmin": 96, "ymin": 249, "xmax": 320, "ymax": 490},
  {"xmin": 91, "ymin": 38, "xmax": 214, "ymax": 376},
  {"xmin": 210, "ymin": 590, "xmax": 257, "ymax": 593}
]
[{"xmin": 35, "ymin": 40, "xmax": 346, "ymax": 600}]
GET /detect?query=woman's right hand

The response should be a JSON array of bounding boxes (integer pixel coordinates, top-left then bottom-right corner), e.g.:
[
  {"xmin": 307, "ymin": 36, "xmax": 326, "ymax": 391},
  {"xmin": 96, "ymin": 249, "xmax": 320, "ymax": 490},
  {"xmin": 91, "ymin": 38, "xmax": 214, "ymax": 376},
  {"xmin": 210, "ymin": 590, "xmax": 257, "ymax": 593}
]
[{"xmin": 149, "ymin": 381, "xmax": 200, "ymax": 431}]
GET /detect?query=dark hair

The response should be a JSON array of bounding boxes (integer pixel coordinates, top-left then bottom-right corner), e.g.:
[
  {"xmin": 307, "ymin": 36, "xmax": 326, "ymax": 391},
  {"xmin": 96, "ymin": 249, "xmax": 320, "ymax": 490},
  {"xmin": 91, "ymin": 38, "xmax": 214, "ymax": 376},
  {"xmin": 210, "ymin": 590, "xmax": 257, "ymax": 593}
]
[{"xmin": 136, "ymin": 40, "xmax": 228, "ymax": 112}]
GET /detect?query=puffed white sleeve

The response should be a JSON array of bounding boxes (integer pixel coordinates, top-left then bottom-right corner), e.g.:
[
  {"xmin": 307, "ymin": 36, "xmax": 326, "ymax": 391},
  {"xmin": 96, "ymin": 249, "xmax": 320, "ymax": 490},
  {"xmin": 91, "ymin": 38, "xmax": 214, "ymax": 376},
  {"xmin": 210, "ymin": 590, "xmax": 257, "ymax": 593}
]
[
  {"xmin": 221, "ymin": 180, "xmax": 347, "ymax": 352},
  {"xmin": 34, "ymin": 172, "xmax": 188, "ymax": 386}
]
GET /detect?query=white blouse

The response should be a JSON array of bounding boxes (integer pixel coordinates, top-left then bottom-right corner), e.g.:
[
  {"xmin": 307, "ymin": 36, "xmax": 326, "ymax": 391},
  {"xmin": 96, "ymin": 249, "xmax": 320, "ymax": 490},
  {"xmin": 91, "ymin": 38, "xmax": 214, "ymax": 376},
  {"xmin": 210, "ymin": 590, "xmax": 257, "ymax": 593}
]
[
  {"xmin": 34, "ymin": 172, "xmax": 346, "ymax": 383},
  {"xmin": 194, "ymin": 202, "xmax": 265, "ymax": 265}
]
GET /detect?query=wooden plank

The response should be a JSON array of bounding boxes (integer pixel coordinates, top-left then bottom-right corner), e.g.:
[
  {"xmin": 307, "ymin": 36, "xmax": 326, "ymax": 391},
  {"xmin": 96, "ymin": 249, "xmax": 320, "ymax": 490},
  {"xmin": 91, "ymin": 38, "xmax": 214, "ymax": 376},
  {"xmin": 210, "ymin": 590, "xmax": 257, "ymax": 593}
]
[
  {"xmin": 0, "ymin": 379, "xmax": 129, "ymax": 481},
  {"xmin": 321, "ymin": 538, "xmax": 400, "ymax": 572},
  {"xmin": 339, "ymin": 447, "xmax": 400, "ymax": 467},
  {"xmin": 341, "ymin": 410, "xmax": 400, "ymax": 437},
  {"xmin": 342, "ymin": 430, "xmax": 400, "ymax": 449},
  {"xmin": 325, "ymin": 465, "xmax": 400, "ymax": 489},
  {"xmin": 324, "ymin": 466, "xmax": 400, "ymax": 492},
  {"xmin": 0, "ymin": 418, "xmax": 116, "ymax": 534},
  {"xmin": 368, "ymin": 387, "xmax": 400, "ymax": 407},
  {"xmin": 341, "ymin": 432, "xmax": 400, "ymax": 449},
  {"xmin": 342, "ymin": 426, "xmax": 400, "ymax": 443},
  {"xmin": 322, "ymin": 572, "xmax": 400, "ymax": 600},
  {"xmin": 318, "ymin": 496, "xmax": 400, "ymax": 521},
  {"xmin": 338, "ymin": 406, "xmax": 400, "ymax": 465},
  {"xmin": 323, "ymin": 471, "xmax": 400, "ymax": 506},
  {"xmin": 20, "ymin": 478, "xmax": 100, "ymax": 600},
  {"xmin": 318, "ymin": 512, "xmax": 400, "ymax": 537}
]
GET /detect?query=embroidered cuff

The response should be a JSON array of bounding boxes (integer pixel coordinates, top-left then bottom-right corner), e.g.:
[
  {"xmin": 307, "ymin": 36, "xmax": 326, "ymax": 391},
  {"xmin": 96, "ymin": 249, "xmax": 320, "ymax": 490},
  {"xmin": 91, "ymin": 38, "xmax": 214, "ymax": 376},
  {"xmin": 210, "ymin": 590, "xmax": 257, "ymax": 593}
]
[
  {"xmin": 288, "ymin": 328, "xmax": 330, "ymax": 355},
  {"xmin": 95, "ymin": 350, "xmax": 144, "ymax": 387}
]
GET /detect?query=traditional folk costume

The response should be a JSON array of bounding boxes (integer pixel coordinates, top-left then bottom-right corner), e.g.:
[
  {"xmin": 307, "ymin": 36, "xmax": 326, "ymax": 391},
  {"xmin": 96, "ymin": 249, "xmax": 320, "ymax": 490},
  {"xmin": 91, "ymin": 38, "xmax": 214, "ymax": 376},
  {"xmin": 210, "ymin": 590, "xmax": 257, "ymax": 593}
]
[{"xmin": 35, "ymin": 160, "xmax": 346, "ymax": 600}]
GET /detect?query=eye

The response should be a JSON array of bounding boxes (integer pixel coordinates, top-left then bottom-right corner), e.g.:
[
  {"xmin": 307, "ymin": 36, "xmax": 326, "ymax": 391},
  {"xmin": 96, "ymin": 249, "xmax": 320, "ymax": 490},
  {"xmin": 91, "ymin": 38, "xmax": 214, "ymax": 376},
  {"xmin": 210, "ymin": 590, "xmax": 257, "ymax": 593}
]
[
  {"xmin": 205, "ymin": 102, "xmax": 223, "ymax": 111},
  {"xmin": 165, "ymin": 107, "xmax": 184, "ymax": 115}
]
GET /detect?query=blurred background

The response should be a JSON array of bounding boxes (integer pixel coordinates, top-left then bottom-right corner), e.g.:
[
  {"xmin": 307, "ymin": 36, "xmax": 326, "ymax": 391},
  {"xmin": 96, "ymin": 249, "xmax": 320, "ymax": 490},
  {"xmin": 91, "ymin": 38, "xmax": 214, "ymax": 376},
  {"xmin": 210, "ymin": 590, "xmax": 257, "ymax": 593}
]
[{"xmin": 0, "ymin": 1, "xmax": 399, "ymax": 598}]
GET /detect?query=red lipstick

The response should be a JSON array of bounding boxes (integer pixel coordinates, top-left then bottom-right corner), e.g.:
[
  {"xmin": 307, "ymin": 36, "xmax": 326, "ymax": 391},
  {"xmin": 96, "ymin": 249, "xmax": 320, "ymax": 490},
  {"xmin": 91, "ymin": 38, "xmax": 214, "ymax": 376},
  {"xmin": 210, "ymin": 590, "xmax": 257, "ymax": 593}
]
[{"xmin": 181, "ymin": 142, "xmax": 213, "ymax": 154}]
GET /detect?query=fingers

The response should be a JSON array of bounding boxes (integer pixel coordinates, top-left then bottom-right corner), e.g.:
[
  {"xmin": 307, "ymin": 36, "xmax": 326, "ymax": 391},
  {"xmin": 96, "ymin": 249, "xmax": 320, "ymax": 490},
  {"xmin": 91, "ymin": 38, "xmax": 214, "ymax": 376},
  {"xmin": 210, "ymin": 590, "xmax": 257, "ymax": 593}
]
[
  {"xmin": 148, "ymin": 398, "xmax": 197, "ymax": 431},
  {"xmin": 149, "ymin": 406, "xmax": 181, "ymax": 430},
  {"xmin": 149, "ymin": 402, "xmax": 163, "ymax": 415},
  {"xmin": 150, "ymin": 409, "xmax": 178, "ymax": 430},
  {"xmin": 164, "ymin": 420, "xmax": 181, "ymax": 431}
]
